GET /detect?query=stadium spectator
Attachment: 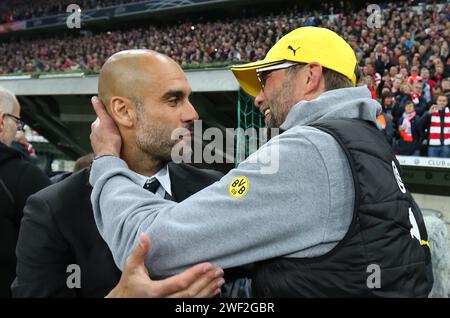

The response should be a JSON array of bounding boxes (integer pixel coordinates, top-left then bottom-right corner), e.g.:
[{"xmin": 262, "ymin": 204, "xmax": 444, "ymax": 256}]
[
  {"xmin": 388, "ymin": 66, "xmax": 399, "ymax": 83},
  {"xmin": 379, "ymin": 92, "xmax": 396, "ymax": 144},
  {"xmin": 410, "ymin": 82, "xmax": 428, "ymax": 116},
  {"xmin": 0, "ymin": 86, "xmax": 51, "ymax": 297},
  {"xmin": 394, "ymin": 99, "xmax": 423, "ymax": 156},
  {"xmin": 366, "ymin": 62, "xmax": 382, "ymax": 90},
  {"xmin": 391, "ymin": 77, "xmax": 403, "ymax": 96},
  {"xmin": 442, "ymin": 78, "xmax": 450, "ymax": 99},
  {"xmin": 11, "ymin": 131, "xmax": 34, "ymax": 161},
  {"xmin": 432, "ymin": 62, "xmax": 446, "ymax": 83},
  {"xmin": 392, "ymin": 83, "xmax": 412, "ymax": 119},
  {"xmin": 377, "ymin": 109, "xmax": 395, "ymax": 146},
  {"xmin": 420, "ymin": 67, "xmax": 437, "ymax": 103},
  {"xmin": 408, "ymin": 66, "xmax": 422, "ymax": 85},
  {"xmin": 420, "ymin": 94, "xmax": 450, "ymax": 157},
  {"xmin": 381, "ymin": 91, "xmax": 395, "ymax": 119},
  {"xmin": 363, "ymin": 75, "xmax": 378, "ymax": 98},
  {"xmin": 49, "ymin": 153, "xmax": 95, "ymax": 184}
]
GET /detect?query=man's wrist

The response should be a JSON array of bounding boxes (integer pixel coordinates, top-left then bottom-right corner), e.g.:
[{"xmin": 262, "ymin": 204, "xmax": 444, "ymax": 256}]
[
  {"xmin": 89, "ymin": 153, "xmax": 128, "ymax": 187},
  {"xmin": 94, "ymin": 153, "xmax": 119, "ymax": 161}
]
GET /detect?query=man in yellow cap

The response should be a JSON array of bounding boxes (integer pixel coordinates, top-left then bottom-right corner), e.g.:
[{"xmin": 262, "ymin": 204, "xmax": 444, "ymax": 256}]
[{"xmin": 88, "ymin": 27, "xmax": 433, "ymax": 297}]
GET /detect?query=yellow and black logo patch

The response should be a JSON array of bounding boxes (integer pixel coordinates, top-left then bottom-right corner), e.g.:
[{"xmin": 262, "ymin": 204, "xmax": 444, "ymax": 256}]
[{"xmin": 229, "ymin": 176, "xmax": 249, "ymax": 199}]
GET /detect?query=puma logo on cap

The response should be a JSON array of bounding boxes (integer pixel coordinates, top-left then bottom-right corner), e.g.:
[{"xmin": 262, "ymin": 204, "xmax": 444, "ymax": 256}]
[{"xmin": 288, "ymin": 45, "xmax": 301, "ymax": 56}]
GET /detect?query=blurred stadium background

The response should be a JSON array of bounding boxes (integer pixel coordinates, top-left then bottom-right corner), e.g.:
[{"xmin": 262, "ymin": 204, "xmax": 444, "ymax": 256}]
[{"xmin": 0, "ymin": 0, "xmax": 449, "ymax": 296}]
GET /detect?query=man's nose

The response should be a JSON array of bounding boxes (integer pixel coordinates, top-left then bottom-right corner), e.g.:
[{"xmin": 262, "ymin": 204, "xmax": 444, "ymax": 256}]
[
  {"xmin": 182, "ymin": 100, "xmax": 199, "ymax": 122},
  {"xmin": 254, "ymin": 90, "xmax": 265, "ymax": 109}
]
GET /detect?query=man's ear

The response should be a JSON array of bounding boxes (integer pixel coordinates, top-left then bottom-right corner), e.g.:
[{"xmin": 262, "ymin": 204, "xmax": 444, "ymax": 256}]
[
  {"xmin": 0, "ymin": 113, "xmax": 6, "ymax": 134},
  {"xmin": 304, "ymin": 62, "xmax": 324, "ymax": 98},
  {"xmin": 109, "ymin": 97, "xmax": 135, "ymax": 128}
]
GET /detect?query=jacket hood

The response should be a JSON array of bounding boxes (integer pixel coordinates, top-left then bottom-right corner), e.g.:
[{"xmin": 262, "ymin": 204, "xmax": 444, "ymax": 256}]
[{"xmin": 280, "ymin": 86, "xmax": 382, "ymax": 130}]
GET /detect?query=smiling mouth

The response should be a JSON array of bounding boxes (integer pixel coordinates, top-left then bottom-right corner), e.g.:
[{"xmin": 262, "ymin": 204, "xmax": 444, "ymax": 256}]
[
  {"xmin": 261, "ymin": 107, "xmax": 271, "ymax": 119},
  {"xmin": 261, "ymin": 107, "xmax": 271, "ymax": 126}
]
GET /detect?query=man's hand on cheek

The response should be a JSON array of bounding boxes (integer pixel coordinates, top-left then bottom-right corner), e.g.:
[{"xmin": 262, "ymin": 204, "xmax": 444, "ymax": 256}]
[{"xmin": 90, "ymin": 96, "xmax": 122, "ymax": 157}]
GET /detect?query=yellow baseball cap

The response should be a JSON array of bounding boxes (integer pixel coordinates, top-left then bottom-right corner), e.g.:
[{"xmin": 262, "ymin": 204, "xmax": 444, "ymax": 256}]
[{"xmin": 231, "ymin": 26, "xmax": 357, "ymax": 97}]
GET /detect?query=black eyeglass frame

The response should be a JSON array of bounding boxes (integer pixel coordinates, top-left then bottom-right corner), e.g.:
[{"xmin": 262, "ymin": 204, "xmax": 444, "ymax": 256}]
[
  {"xmin": 5, "ymin": 113, "xmax": 24, "ymax": 131},
  {"xmin": 256, "ymin": 63, "xmax": 304, "ymax": 91}
]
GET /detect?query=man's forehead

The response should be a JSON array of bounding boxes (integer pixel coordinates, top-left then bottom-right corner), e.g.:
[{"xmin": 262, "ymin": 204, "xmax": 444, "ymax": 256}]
[{"xmin": 140, "ymin": 64, "xmax": 190, "ymax": 94}]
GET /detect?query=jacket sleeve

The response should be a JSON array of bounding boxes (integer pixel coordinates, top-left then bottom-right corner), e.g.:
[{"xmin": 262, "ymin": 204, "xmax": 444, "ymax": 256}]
[
  {"xmin": 90, "ymin": 131, "xmax": 345, "ymax": 278},
  {"xmin": 384, "ymin": 115, "xmax": 395, "ymax": 146},
  {"xmin": 392, "ymin": 100, "xmax": 403, "ymax": 121},
  {"xmin": 12, "ymin": 194, "xmax": 77, "ymax": 298},
  {"xmin": 415, "ymin": 100, "xmax": 427, "ymax": 117},
  {"xmin": 418, "ymin": 111, "xmax": 431, "ymax": 132}
]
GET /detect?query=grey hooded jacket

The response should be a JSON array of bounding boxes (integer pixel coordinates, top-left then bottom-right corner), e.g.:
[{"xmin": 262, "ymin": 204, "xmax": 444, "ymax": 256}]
[{"xmin": 90, "ymin": 86, "xmax": 381, "ymax": 278}]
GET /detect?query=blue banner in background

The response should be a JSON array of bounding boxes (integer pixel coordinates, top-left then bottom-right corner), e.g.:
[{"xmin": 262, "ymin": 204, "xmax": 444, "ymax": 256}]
[{"xmin": 21, "ymin": 0, "xmax": 232, "ymax": 31}]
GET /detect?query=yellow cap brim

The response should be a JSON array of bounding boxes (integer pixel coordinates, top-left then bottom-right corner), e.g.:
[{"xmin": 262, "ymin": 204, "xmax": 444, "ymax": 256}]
[{"xmin": 231, "ymin": 59, "xmax": 286, "ymax": 97}]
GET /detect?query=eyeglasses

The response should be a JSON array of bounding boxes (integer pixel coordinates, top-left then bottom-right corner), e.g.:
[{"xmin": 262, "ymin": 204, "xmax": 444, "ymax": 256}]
[
  {"xmin": 256, "ymin": 70, "xmax": 272, "ymax": 91},
  {"xmin": 5, "ymin": 113, "xmax": 24, "ymax": 131},
  {"xmin": 256, "ymin": 62, "xmax": 301, "ymax": 91}
]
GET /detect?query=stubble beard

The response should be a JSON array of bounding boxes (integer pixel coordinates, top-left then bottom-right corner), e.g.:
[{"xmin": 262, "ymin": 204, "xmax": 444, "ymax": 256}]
[
  {"xmin": 264, "ymin": 76, "xmax": 296, "ymax": 129},
  {"xmin": 135, "ymin": 113, "xmax": 175, "ymax": 163}
]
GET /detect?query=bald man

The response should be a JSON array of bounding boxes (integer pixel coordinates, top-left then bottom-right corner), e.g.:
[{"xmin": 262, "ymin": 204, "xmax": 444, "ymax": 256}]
[
  {"xmin": 0, "ymin": 86, "xmax": 51, "ymax": 297},
  {"xmin": 12, "ymin": 50, "xmax": 225, "ymax": 298}
]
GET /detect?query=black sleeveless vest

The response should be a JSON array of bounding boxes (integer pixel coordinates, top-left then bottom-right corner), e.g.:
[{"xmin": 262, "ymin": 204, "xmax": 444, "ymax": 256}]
[{"xmin": 252, "ymin": 119, "xmax": 433, "ymax": 297}]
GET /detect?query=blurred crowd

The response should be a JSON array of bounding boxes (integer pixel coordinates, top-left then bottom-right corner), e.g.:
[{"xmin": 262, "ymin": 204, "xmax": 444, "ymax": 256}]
[
  {"xmin": 0, "ymin": 0, "xmax": 449, "ymax": 157},
  {"xmin": 1, "ymin": 1, "xmax": 448, "ymax": 73},
  {"xmin": 0, "ymin": 0, "xmax": 138, "ymax": 23}
]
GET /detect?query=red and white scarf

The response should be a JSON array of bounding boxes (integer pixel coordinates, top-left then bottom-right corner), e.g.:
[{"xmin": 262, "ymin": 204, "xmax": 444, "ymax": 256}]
[
  {"xmin": 410, "ymin": 92, "xmax": 420, "ymax": 104},
  {"xmin": 400, "ymin": 112, "xmax": 416, "ymax": 142},
  {"xmin": 429, "ymin": 107, "xmax": 450, "ymax": 146}
]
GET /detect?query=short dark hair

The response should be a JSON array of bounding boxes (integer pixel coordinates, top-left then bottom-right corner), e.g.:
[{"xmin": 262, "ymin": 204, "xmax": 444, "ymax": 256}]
[
  {"xmin": 323, "ymin": 66, "xmax": 359, "ymax": 91},
  {"xmin": 382, "ymin": 91, "xmax": 393, "ymax": 98},
  {"xmin": 405, "ymin": 99, "xmax": 414, "ymax": 106},
  {"xmin": 288, "ymin": 63, "xmax": 360, "ymax": 91}
]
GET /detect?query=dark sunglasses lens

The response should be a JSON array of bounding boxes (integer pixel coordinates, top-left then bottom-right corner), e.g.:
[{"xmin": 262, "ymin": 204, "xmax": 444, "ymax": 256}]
[
  {"xmin": 258, "ymin": 71, "xmax": 269, "ymax": 88},
  {"xmin": 257, "ymin": 72, "xmax": 263, "ymax": 87}
]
